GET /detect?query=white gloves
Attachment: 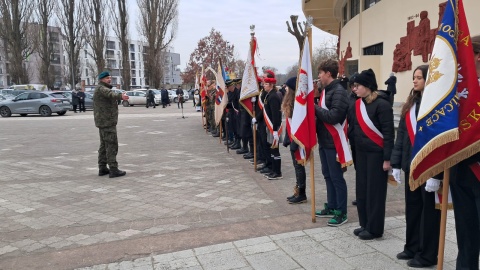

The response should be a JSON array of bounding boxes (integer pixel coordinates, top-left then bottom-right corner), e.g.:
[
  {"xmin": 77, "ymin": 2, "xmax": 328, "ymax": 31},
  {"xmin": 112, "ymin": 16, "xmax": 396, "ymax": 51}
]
[
  {"xmin": 251, "ymin": 118, "xmax": 257, "ymax": 125},
  {"xmin": 273, "ymin": 131, "xmax": 279, "ymax": 141},
  {"xmin": 392, "ymin": 169, "xmax": 401, "ymax": 184},
  {"xmin": 251, "ymin": 97, "xmax": 257, "ymax": 102},
  {"xmin": 425, "ymin": 178, "xmax": 441, "ymax": 192}
]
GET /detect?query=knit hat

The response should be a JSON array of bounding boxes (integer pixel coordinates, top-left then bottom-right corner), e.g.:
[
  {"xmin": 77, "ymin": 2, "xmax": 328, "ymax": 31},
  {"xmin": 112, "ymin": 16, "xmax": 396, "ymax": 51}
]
[
  {"xmin": 285, "ymin": 77, "xmax": 297, "ymax": 91},
  {"xmin": 354, "ymin": 69, "xmax": 378, "ymax": 90},
  {"xmin": 98, "ymin": 71, "xmax": 110, "ymax": 80}
]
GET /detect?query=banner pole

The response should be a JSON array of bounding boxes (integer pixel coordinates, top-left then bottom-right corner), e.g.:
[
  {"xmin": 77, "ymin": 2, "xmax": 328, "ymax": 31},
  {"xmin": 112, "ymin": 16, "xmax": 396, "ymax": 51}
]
[
  {"xmin": 219, "ymin": 123, "xmax": 222, "ymax": 144},
  {"xmin": 436, "ymin": 168, "xmax": 450, "ymax": 270},
  {"xmin": 310, "ymin": 156, "xmax": 316, "ymax": 223}
]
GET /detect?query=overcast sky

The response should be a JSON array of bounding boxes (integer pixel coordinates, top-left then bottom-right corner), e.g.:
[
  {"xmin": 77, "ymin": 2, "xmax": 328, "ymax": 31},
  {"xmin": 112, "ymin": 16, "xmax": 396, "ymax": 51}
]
[{"xmin": 126, "ymin": 0, "xmax": 337, "ymax": 74}]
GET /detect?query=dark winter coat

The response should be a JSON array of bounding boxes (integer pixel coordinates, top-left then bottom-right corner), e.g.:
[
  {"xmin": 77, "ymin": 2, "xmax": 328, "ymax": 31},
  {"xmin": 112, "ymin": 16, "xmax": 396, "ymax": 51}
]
[
  {"xmin": 351, "ymin": 91, "xmax": 395, "ymax": 161},
  {"xmin": 283, "ymin": 131, "xmax": 299, "ymax": 152},
  {"xmin": 93, "ymin": 82, "xmax": 123, "ymax": 128},
  {"xmin": 161, "ymin": 89, "xmax": 169, "ymax": 102},
  {"xmin": 314, "ymin": 79, "xmax": 349, "ymax": 149},
  {"xmin": 264, "ymin": 89, "xmax": 282, "ymax": 131},
  {"xmin": 390, "ymin": 97, "xmax": 420, "ymax": 172},
  {"xmin": 71, "ymin": 91, "xmax": 79, "ymax": 106},
  {"xmin": 347, "ymin": 91, "xmax": 359, "ymax": 145},
  {"xmin": 385, "ymin": 76, "xmax": 397, "ymax": 95},
  {"xmin": 255, "ymin": 90, "xmax": 266, "ymax": 124}
]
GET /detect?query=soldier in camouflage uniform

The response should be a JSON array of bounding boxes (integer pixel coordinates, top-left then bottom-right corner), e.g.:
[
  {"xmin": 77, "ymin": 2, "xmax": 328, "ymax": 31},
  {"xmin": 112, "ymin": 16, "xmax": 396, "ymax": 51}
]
[{"xmin": 93, "ymin": 71, "xmax": 129, "ymax": 178}]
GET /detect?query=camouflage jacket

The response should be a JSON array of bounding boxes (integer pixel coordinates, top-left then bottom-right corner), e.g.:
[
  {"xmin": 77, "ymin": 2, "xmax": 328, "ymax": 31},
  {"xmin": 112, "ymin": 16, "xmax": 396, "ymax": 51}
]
[{"xmin": 93, "ymin": 82, "xmax": 122, "ymax": 128}]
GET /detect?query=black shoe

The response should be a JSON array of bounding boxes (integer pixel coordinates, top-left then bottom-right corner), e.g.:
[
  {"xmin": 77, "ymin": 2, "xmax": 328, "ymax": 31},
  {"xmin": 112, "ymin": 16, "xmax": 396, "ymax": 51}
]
[
  {"xmin": 396, "ymin": 251, "xmax": 414, "ymax": 260},
  {"xmin": 255, "ymin": 163, "xmax": 266, "ymax": 170},
  {"xmin": 287, "ymin": 186, "xmax": 299, "ymax": 201},
  {"xmin": 109, "ymin": 169, "xmax": 126, "ymax": 178},
  {"xmin": 74, "ymin": 111, "xmax": 78, "ymax": 113},
  {"xmin": 212, "ymin": 132, "xmax": 220, "ymax": 137},
  {"xmin": 407, "ymin": 258, "xmax": 434, "ymax": 268},
  {"xmin": 98, "ymin": 167, "xmax": 110, "ymax": 176},
  {"xmin": 236, "ymin": 148, "xmax": 248, "ymax": 154},
  {"xmin": 224, "ymin": 140, "xmax": 233, "ymax": 145},
  {"xmin": 243, "ymin": 153, "xmax": 254, "ymax": 159},
  {"xmin": 288, "ymin": 193, "xmax": 307, "ymax": 204},
  {"xmin": 358, "ymin": 230, "xmax": 382, "ymax": 240},
  {"xmin": 352, "ymin": 200, "xmax": 357, "ymax": 206},
  {"xmin": 267, "ymin": 173, "xmax": 283, "ymax": 180},
  {"xmin": 259, "ymin": 167, "xmax": 272, "ymax": 174},
  {"xmin": 230, "ymin": 144, "xmax": 241, "ymax": 150},
  {"xmin": 353, "ymin": 227, "xmax": 365, "ymax": 236}
]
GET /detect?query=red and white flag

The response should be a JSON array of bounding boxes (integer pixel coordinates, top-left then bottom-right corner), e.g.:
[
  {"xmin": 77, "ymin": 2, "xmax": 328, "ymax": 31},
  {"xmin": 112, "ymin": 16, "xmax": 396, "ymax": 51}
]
[
  {"xmin": 290, "ymin": 36, "xmax": 318, "ymax": 164},
  {"xmin": 240, "ymin": 37, "xmax": 259, "ymax": 117}
]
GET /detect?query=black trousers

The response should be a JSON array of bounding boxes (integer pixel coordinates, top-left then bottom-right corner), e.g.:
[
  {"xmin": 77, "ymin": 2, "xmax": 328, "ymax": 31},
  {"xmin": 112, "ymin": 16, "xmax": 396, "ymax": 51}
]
[
  {"xmin": 290, "ymin": 150, "xmax": 306, "ymax": 188},
  {"xmin": 403, "ymin": 171, "xmax": 440, "ymax": 265},
  {"xmin": 450, "ymin": 161, "xmax": 480, "ymax": 270},
  {"xmin": 257, "ymin": 122, "xmax": 270, "ymax": 167},
  {"xmin": 79, "ymin": 100, "xmax": 85, "ymax": 111},
  {"xmin": 355, "ymin": 149, "xmax": 388, "ymax": 236}
]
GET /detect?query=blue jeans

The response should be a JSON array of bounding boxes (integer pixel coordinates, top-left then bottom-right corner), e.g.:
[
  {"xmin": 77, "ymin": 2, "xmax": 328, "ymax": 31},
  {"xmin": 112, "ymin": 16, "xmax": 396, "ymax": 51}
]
[{"xmin": 319, "ymin": 147, "xmax": 348, "ymax": 213}]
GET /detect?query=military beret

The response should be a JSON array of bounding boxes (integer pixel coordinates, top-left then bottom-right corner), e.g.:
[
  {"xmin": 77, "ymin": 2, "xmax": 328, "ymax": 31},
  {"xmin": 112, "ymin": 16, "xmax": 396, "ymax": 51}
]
[{"xmin": 98, "ymin": 71, "xmax": 110, "ymax": 80}]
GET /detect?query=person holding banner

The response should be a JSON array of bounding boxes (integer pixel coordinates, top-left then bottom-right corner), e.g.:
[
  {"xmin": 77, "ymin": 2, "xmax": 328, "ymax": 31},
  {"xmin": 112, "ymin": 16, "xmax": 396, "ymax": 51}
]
[
  {"xmin": 314, "ymin": 59, "xmax": 350, "ymax": 227},
  {"xmin": 390, "ymin": 65, "xmax": 441, "ymax": 268},
  {"xmin": 351, "ymin": 68, "xmax": 394, "ymax": 240},
  {"xmin": 282, "ymin": 76, "xmax": 307, "ymax": 204},
  {"xmin": 449, "ymin": 35, "xmax": 480, "ymax": 270},
  {"xmin": 262, "ymin": 70, "xmax": 283, "ymax": 180}
]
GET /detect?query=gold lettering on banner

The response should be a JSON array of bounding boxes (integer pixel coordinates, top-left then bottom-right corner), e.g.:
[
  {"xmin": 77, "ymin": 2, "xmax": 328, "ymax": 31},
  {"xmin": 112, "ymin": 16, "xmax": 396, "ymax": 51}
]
[
  {"xmin": 424, "ymin": 96, "xmax": 460, "ymax": 127},
  {"xmin": 460, "ymin": 119, "xmax": 471, "ymax": 131},
  {"xmin": 467, "ymin": 109, "xmax": 480, "ymax": 122}
]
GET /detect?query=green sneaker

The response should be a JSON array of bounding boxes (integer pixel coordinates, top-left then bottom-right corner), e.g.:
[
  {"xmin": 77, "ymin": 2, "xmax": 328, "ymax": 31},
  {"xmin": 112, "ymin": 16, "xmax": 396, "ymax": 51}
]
[
  {"xmin": 327, "ymin": 210, "xmax": 348, "ymax": 227},
  {"xmin": 315, "ymin": 203, "xmax": 335, "ymax": 218}
]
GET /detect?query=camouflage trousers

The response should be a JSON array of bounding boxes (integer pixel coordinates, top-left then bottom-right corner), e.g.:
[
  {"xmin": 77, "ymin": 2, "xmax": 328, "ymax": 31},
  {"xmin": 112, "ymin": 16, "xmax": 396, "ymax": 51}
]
[
  {"xmin": 207, "ymin": 104, "xmax": 217, "ymax": 131},
  {"xmin": 98, "ymin": 126, "xmax": 118, "ymax": 169}
]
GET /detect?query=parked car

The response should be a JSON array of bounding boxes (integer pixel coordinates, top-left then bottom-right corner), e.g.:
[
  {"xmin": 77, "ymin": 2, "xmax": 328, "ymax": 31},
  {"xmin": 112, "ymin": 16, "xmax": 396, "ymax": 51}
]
[
  {"xmin": 0, "ymin": 89, "xmax": 14, "ymax": 96},
  {"xmin": 52, "ymin": 91, "xmax": 94, "ymax": 111},
  {"xmin": 0, "ymin": 91, "xmax": 70, "ymax": 117},
  {"xmin": 0, "ymin": 94, "xmax": 6, "ymax": 101},
  {"xmin": 122, "ymin": 90, "xmax": 160, "ymax": 107}
]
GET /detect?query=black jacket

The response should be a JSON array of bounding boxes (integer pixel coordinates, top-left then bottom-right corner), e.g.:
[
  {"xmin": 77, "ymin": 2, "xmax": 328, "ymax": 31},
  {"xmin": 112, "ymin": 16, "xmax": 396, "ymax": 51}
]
[
  {"xmin": 314, "ymin": 79, "xmax": 349, "ymax": 149},
  {"xmin": 283, "ymin": 132, "xmax": 299, "ymax": 151},
  {"xmin": 390, "ymin": 97, "xmax": 420, "ymax": 172},
  {"xmin": 226, "ymin": 88, "xmax": 240, "ymax": 111},
  {"xmin": 255, "ymin": 90, "xmax": 266, "ymax": 124},
  {"xmin": 264, "ymin": 89, "xmax": 282, "ymax": 131},
  {"xmin": 347, "ymin": 91, "xmax": 359, "ymax": 145},
  {"xmin": 385, "ymin": 76, "xmax": 397, "ymax": 95},
  {"xmin": 351, "ymin": 91, "xmax": 394, "ymax": 160}
]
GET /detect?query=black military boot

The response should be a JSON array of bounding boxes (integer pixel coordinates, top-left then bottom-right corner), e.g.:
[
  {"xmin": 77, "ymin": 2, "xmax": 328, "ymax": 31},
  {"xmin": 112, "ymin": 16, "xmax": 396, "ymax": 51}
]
[
  {"xmin": 211, "ymin": 130, "xmax": 220, "ymax": 137},
  {"xmin": 267, "ymin": 158, "xmax": 283, "ymax": 180},
  {"xmin": 243, "ymin": 152, "xmax": 254, "ymax": 159},
  {"xmin": 98, "ymin": 166, "xmax": 110, "ymax": 176},
  {"xmin": 109, "ymin": 168, "xmax": 126, "ymax": 178},
  {"xmin": 286, "ymin": 185, "xmax": 299, "ymax": 201},
  {"xmin": 288, "ymin": 187, "xmax": 307, "ymax": 204},
  {"xmin": 231, "ymin": 138, "xmax": 242, "ymax": 150}
]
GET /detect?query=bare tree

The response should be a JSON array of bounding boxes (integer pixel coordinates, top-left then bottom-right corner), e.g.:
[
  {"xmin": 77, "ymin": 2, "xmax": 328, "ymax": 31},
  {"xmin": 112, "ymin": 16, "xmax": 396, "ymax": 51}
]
[
  {"xmin": 110, "ymin": 0, "xmax": 130, "ymax": 90},
  {"xmin": 0, "ymin": 0, "xmax": 35, "ymax": 84},
  {"xmin": 34, "ymin": 0, "xmax": 56, "ymax": 89},
  {"xmin": 137, "ymin": 0, "xmax": 178, "ymax": 88},
  {"xmin": 56, "ymin": 0, "xmax": 86, "ymax": 89},
  {"xmin": 85, "ymin": 0, "xmax": 109, "ymax": 76},
  {"xmin": 286, "ymin": 15, "xmax": 306, "ymax": 55}
]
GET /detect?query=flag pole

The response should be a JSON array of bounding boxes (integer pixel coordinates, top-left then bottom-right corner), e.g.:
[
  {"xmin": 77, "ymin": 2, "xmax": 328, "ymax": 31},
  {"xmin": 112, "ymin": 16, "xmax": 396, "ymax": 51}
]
[
  {"xmin": 306, "ymin": 16, "xmax": 316, "ymax": 223},
  {"xmin": 249, "ymin": 25, "xmax": 258, "ymax": 172},
  {"xmin": 219, "ymin": 123, "xmax": 222, "ymax": 144},
  {"xmin": 437, "ymin": 167, "xmax": 451, "ymax": 270}
]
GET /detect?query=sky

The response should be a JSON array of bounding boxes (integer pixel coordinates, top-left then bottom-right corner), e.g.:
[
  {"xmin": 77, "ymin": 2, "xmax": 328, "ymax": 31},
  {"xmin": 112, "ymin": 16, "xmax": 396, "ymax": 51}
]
[{"xmin": 126, "ymin": 0, "xmax": 337, "ymax": 74}]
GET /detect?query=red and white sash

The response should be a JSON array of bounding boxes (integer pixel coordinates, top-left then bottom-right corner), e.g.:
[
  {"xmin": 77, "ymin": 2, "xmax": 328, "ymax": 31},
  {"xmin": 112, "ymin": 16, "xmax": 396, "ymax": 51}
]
[
  {"xmin": 319, "ymin": 90, "xmax": 352, "ymax": 167},
  {"xmin": 405, "ymin": 103, "xmax": 417, "ymax": 146},
  {"xmin": 355, "ymin": 99, "xmax": 384, "ymax": 148}
]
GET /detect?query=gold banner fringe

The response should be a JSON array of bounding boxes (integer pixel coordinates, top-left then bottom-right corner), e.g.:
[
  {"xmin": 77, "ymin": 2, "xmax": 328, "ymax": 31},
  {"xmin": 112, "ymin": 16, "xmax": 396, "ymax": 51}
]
[{"xmin": 410, "ymin": 140, "xmax": 480, "ymax": 191}]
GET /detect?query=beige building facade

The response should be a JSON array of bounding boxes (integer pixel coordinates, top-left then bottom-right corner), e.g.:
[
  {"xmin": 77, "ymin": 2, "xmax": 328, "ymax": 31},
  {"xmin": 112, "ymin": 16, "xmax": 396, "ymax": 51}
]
[{"xmin": 302, "ymin": 0, "xmax": 480, "ymax": 103}]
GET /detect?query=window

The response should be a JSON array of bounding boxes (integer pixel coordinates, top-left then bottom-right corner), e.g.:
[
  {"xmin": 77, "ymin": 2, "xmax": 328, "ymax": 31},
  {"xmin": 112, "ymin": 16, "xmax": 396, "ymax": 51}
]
[
  {"xmin": 87, "ymin": 78, "xmax": 90, "ymax": 85},
  {"xmin": 131, "ymin": 78, "xmax": 136, "ymax": 85},
  {"xmin": 363, "ymin": 43, "xmax": 383, "ymax": 55},
  {"xmin": 130, "ymin": 53, "xmax": 135, "ymax": 61},
  {"xmin": 111, "ymin": 77, "xmax": 117, "ymax": 85},
  {"xmin": 131, "ymin": 61, "xmax": 136, "ymax": 69},
  {"xmin": 129, "ymin": 44, "xmax": 135, "ymax": 52},
  {"xmin": 131, "ymin": 70, "xmax": 136, "ymax": 77},
  {"xmin": 342, "ymin": 4, "xmax": 348, "ymax": 26},
  {"xmin": 85, "ymin": 69, "xmax": 88, "ymax": 76},
  {"xmin": 350, "ymin": 0, "xmax": 360, "ymax": 17},
  {"xmin": 84, "ymin": 50, "xmax": 88, "ymax": 58},
  {"xmin": 106, "ymin": 41, "xmax": 116, "ymax": 50},
  {"xmin": 364, "ymin": 0, "xmax": 381, "ymax": 10},
  {"xmin": 107, "ymin": 60, "xmax": 117, "ymax": 68},
  {"xmin": 29, "ymin": 93, "xmax": 46, "ymax": 99},
  {"xmin": 15, "ymin": 93, "xmax": 29, "ymax": 100}
]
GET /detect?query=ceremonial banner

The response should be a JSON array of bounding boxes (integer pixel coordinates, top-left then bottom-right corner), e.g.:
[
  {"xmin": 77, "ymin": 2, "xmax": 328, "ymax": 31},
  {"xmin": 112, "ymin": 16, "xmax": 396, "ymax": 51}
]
[
  {"xmin": 200, "ymin": 66, "xmax": 207, "ymax": 106},
  {"xmin": 410, "ymin": 0, "xmax": 480, "ymax": 189},
  {"xmin": 239, "ymin": 37, "xmax": 259, "ymax": 117},
  {"xmin": 290, "ymin": 36, "xmax": 317, "ymax": 164},
  {"xmin": 194, "ymin": 71, "xmax": 199, "ymax": 92},
  {"xmin": 215, "ymin": 62, "xmax": 228, "ymax": 125}
]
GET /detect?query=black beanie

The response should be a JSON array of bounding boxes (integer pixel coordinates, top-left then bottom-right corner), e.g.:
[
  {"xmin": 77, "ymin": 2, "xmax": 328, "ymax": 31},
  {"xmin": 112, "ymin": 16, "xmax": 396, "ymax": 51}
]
[
  {"xmin": 354, "ymin": 69, "xmax": 378, "ymax": 90},
  {"xmin": 285, "ymin": 76, "xmax": 297, "ymax": 91}
]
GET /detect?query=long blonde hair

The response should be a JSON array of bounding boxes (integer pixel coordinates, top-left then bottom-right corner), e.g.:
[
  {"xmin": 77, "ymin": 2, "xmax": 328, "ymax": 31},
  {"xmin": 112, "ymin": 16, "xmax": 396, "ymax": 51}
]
[{"xmin": 281, "ymin": 86, "xmax": 296, "ymax": 118}]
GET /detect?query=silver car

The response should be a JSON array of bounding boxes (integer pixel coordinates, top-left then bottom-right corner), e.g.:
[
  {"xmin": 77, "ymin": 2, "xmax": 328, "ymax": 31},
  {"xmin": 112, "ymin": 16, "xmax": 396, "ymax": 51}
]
[
  {"xmin": 0, "ymin": 91, "xmax": 70, "ymax": 117},
  {"xmin": 52, "ymin": 91, "xmax": 94, "ymax": 111}
]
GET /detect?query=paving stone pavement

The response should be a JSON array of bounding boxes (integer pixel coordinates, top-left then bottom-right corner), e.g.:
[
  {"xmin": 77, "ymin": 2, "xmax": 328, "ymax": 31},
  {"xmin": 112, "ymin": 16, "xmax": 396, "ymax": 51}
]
[
  {"xmin": 0, "ymin": 105, "xmax": 456, "ymax": 269},
  {"xmin": 74, "ymin": 214, "xmax": 460, "ymax": 270}
]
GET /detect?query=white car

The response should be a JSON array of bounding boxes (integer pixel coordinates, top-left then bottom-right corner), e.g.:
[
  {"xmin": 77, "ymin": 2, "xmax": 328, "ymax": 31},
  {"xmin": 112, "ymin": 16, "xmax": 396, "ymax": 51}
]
[{"xmin": 122, "ymin": 90, "xmax": 160, "ymax": 107}]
